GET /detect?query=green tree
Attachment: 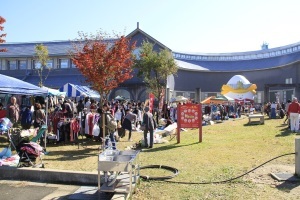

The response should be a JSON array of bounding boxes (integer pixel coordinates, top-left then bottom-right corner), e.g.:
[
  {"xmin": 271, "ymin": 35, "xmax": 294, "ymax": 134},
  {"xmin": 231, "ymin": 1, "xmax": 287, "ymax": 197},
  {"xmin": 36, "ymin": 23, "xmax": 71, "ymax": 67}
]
[
  {"xmin": 34, "ymin": 44, "xmax": 50, "ymax": 87},
  {"xmin": 134, "ymin": 41, "xmax": 178, "ymax": 107}
]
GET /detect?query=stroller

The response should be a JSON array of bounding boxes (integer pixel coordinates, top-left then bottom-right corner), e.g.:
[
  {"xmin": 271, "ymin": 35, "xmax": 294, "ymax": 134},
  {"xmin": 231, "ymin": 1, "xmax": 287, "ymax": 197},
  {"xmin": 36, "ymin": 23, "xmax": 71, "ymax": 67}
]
[{"xmin": 13, "ymin": 126, "xmax": 46, "ymax": 168}]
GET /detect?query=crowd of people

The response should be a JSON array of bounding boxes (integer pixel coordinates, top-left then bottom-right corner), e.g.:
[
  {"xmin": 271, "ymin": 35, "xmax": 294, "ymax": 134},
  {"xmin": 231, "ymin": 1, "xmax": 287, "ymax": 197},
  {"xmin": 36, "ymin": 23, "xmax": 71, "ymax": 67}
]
[
  {"xmin": 0, "ymin": 96, "xmax": 46, "ymax": 130},
  {"xmin": 0, "ymin": 96, "xmax": 160, "ymax": 149},
  {"xmin": 202, "ymin": 102, "xmax": 263, "ymax": 122},
  {"xmin": 50, "ymin": 97, "xmax": 159, "ymax": 149},
  {"xmin": 3, "ymin": 94, "xmax": 299, "ymax": 149}
]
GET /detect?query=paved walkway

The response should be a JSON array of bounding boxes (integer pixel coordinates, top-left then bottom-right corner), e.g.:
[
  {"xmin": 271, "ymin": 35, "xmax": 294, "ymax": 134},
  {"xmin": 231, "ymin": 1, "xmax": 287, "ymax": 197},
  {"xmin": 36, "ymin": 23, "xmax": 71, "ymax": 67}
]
[{"xmin": 0, "ymin": 180, "xmax": 114, "ymax": 200}]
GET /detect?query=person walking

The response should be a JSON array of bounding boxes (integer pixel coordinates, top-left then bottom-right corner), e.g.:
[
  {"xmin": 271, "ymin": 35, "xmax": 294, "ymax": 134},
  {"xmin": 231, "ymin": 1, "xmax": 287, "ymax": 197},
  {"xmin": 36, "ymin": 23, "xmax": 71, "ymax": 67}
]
[
  {"xmin": 284, "ymin": 99, "xmax": 291, "ymax": 124},
  {"xmin": 287, "ymin": 97, "xmax": 300, "ymax": 132},
  {"xmin": 122, "ymin": 109, "xmax": 137, "ymax": 141},
  {"xmin": 101, "ymin": 104, "xmax": 116, "ymax": 150},
  {"xmin": 32, "ymin": 103, "xmax": 46, "ymax": 129},
  {"xmin": 20, "ymin": 106, "xmax": 33, "ymax": 129},
  {"xmin": 7, "ymin": 96, "xmax": 20, "ymax": 126},
  {"xmin": 143, "ymin": 106, "xmax": 157, "ymax": 148}
]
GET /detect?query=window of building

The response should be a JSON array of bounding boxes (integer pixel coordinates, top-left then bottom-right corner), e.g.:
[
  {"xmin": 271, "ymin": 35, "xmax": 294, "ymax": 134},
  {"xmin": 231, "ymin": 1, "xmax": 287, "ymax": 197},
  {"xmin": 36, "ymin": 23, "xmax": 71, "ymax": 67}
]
[
  {"xmin": 207, "ymin": 92, "xmax": 218, "ymax": 97},
  {"xmin": 285, "ymin": 78, "xmax": 292, "ymax": 84},
  {"xmin": 46, "ymin": 60, "xmax": 53, "ymax": 68},
  {"xmin": 33, "ymin": 60, "xmax": 41, "ymax": 69},
  {"xmin": 255, "ymin": 92, "xmax": 262, "ymax": 103},
  {"xmin": 18, "ymin": 60, "xmax": 27, "ymax": 70},
  {"xmin": 71, "ymin": 60, "xmax": 77, "ymax": 68},
  {"xmin": 189, "ymin": 92, "xmax": 195, "ymax": 100},
  {"xmin": 133, "ymin": 48, "xmax": 141, "ymax": 59},
  {"xmin": 176, "ymin": 92, "xmax": 183, "ymax": 96},
  {"xmin": 33, "ymin": 60, "xmax": 53, "ymax": 69},
  {"xmin": 59, "ymin": 59, "xmax": 69, "ymax": 69},
  {"xmin": 7, "ymin": 60, "xmax": 17, "ymax": 70}
]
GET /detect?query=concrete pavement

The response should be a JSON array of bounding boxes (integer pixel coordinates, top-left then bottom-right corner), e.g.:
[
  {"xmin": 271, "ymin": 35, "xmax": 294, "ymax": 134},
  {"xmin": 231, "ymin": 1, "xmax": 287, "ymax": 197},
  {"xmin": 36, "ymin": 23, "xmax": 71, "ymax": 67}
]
[
  {"xmin": 0, "ymin": 166, "xmax": 124, "ymax": 199},
  {"xmin": 0, "ymin": 180, "xmax": 120, "ymax": 200}
]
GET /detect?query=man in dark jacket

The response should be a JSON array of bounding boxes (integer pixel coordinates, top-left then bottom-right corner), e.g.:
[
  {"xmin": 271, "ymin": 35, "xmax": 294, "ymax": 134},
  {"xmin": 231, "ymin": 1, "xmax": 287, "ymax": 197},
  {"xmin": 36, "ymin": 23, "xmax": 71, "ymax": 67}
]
[
  {"xmin": 143, "ymin": 106, "xmax": 156, "ymax": 148},
  {"xmin": 122, "ymin": 109, "xmax": 137, "ymax": 141}
]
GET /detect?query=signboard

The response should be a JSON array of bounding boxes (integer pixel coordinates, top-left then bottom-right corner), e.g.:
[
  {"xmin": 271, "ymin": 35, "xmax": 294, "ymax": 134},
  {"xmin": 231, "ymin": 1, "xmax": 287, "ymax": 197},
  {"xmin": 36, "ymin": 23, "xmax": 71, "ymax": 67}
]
[{"xmin": 177, "ymin": 103, "xmax": 202, "ymax": 143}]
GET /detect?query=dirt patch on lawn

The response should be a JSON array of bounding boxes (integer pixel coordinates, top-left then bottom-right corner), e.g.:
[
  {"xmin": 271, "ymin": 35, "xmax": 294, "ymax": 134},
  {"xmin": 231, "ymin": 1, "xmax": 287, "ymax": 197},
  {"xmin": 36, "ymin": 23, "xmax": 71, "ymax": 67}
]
[{"xmin": 246, "ymin": 164, "xmax": 300, "ymax": 195}]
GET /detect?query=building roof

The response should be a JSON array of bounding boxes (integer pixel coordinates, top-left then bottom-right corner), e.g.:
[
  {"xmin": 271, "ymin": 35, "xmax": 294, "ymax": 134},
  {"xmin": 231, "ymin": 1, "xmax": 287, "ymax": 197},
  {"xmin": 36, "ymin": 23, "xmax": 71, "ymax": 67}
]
[
  {"xmin": 0, "ymin": 39, "xmax": 116, "ymax": 58},
  {"xmin": 126, "ymin": 27, "xmax": 171, "ymax": 51},
  {"xmin": 173, "ymin": 42, "xmax": 300, "ymax": 71},
  {"xmin": 1, "ymin": 27, "xmax": 300, "ymax": 72}
]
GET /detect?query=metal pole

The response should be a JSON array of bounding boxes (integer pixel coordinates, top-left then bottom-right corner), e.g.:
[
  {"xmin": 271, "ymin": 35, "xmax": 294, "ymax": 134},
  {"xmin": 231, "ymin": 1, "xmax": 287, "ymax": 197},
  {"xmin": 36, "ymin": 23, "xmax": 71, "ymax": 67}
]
[
  {"xmin": 102, "ymin": 112, "xmax": 106, "ymax": 151},
  {"xmin": 177, "ymin": 104, "xmax": 180, "ymax": 143},
  {"xmin": 199, "ymin": 104, "xmax": 202, "ymax": 143},
  {"xmin": 295, "ymin": 138, "xmax": 300, "ymax": 176},
  {"xmin": 44, "ymin": 96, "xmax": 48, "ymax": 150}
]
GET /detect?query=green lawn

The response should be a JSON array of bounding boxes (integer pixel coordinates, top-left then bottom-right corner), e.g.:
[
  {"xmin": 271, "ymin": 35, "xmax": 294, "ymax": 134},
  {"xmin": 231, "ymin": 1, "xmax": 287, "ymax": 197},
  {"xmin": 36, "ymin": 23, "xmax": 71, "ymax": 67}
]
[
  {"xmin": 132, "ymin": 116, "xmax": 299, "ymax": 200},
  {"xmin": 1, "ymin": 115, "xmax": 299, "ymax": 199}
]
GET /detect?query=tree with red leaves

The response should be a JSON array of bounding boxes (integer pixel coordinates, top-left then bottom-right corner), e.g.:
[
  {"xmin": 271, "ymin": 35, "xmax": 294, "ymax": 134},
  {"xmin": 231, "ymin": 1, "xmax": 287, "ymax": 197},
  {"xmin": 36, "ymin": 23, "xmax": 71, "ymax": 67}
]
[
  {"xmin": 0, "ymin": 16, "xmax": 7, "ymax": 52},
  {"xmin": 71, "ymin": 32, "xmax": 136, "ymax": 104}
]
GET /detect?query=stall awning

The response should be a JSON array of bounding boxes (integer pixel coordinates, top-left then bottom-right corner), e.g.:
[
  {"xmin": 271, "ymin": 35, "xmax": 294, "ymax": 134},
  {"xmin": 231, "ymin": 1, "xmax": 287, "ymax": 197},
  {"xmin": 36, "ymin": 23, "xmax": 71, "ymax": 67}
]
[
  {"xmin": 59, "ymin": 83, "xmax": 100, "ymax": 98},
  {"xmin": 0, "ymin": 74, "xmax": 48, "ymax": 95}
]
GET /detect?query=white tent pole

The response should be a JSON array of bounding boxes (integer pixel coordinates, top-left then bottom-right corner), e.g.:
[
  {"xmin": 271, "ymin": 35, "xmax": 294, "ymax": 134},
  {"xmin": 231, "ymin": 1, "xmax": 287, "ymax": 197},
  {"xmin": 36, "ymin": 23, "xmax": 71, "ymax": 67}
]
[{"xmin": 44, "ymin": 96, "xmax": 48, "ymax": 151}]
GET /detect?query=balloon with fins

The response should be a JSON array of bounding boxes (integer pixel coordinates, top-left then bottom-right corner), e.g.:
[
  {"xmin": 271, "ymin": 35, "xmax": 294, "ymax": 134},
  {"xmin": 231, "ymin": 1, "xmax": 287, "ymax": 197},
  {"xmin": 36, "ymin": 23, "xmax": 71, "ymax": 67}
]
[{"xmin": 221, "ymin": 75, "xmax": 257, "ymax": 103}]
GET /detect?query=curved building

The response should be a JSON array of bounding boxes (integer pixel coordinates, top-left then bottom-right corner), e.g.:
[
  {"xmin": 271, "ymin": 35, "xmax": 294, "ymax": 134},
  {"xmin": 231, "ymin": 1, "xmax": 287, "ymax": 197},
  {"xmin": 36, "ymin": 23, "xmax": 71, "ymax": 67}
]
[
  {"xmin": 0, "ymin": 26, "xmax": 299, "ymax": 103},
  {"xmin": 173, "ymin": 41, "xmax": 300, "ymax": 103}
]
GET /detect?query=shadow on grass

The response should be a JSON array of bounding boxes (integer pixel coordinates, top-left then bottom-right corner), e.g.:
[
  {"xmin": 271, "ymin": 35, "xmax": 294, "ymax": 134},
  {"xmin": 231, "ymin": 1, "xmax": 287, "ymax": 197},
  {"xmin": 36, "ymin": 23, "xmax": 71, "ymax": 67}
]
[
  {"xmin": 136, "ymin": 142, "xmax": 200, "ymax": 152},
  {"xmin": 276, "ymin": 181, "xmax": 300, "ymax": 192},
  {"xmin": 275, "ymin": 127, "xmax": 294, "ymax": 137},
  {"xmin": 243, "ymin": 123, "xmax": 264, "ymax": 126},
  {"xmin": 43, "ymin": 147, "xmax": 99, "ymax": 161}
]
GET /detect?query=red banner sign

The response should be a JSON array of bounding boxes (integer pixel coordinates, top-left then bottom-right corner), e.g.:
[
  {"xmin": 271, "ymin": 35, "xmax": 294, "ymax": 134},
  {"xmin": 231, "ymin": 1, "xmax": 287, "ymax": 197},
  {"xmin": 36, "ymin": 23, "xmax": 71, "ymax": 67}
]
[
  {"xmin": 177, "ymin": 103, "xmax": 202, "ymax": 143},
  {"xmin": 149, "ymin": 93, "xmax": 155, "ymax": 113},
  {"xmin": 178, "ymin": 104, "xmax": 201, "ymax": 128}
]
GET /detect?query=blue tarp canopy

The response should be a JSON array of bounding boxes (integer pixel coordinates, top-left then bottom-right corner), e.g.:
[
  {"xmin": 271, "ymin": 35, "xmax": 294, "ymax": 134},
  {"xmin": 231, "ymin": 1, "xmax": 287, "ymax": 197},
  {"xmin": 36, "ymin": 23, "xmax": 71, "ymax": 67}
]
[
  {"xmin": 59, "ymin": 83, "xmax": 100, "ymax": 98},
  {"xmin": 0, "ymin": 74, "xmax": 48, "ymax": 95}
]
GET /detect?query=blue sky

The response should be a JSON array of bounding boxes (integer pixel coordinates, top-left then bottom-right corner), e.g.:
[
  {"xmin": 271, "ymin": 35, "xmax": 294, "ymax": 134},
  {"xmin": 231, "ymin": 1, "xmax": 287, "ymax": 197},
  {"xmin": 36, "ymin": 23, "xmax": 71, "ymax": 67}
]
[{"xmin": 1, "ymin": 0, "xmax": 300, "ymax": 53}]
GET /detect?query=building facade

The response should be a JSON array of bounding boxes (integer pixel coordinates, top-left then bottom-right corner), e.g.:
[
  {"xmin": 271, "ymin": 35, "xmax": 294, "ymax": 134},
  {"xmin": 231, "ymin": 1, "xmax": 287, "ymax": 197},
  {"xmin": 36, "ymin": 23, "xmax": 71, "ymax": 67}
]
[{"xmin": 1, "ymin": 27, "xmax": 300, "ymax": 104}]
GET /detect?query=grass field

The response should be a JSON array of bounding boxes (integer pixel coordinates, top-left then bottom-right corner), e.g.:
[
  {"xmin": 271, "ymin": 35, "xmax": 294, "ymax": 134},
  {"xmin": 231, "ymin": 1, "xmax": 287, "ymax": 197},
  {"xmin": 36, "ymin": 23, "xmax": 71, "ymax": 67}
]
[{"xmin": 1, "ymin": 115, "xmax": 300, "ymax": 199}]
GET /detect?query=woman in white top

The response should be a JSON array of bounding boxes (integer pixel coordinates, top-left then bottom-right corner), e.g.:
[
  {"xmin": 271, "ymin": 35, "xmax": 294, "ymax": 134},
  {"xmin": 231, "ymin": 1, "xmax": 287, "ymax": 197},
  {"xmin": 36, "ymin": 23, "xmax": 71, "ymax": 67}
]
[{"xmin": 114, "ymin": 108, "xmax": 123, "ymax": 124}]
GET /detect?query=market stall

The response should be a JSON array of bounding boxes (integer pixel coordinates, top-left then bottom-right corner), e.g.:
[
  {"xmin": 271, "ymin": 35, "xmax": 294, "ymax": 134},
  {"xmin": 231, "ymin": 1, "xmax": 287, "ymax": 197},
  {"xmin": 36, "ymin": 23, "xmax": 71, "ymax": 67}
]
[{"xmin": 0, "ymin": 74, "xmax": 49, "ymax": 166}]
